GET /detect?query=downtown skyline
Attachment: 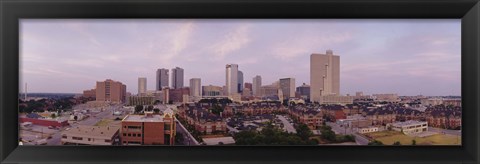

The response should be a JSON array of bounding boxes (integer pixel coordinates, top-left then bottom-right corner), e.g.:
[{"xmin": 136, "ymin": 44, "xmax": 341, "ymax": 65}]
[{"xmin": 20, "ymin": 19, "xmax": 461, "ymax": 96}]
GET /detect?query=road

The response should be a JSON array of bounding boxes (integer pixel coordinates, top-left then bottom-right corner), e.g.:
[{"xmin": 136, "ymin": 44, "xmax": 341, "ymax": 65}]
[
  {"xmin": 276, "ymin": 115, "xmax": 297, "ymax": 133},
  {"xmin": 326, "ymin": 122, "xmax": 369, "ymax": 145},
  {"xmin": 175, "ymin": 120, "xmax": 199, "ymax": 145}
]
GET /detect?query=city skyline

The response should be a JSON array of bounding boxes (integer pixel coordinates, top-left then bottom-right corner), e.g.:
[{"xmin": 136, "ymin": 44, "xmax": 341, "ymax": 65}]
[{"xmin": 20, "ymin": 19, "xmax": 461, "ymax": 96}]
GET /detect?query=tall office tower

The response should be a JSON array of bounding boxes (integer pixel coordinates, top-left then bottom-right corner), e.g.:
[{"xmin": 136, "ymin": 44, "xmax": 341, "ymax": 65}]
[
  {"xmin": 237, "ymin": 71, "xmax": 244, "ymax": 93},
  {"xmin": 171, "ymin": 67, "xmax": 184, "ymax": 89},
  {"xmin": 279, "ymin": 78, "xmax": 296, "ymax": 100},
  {"xmin": 189, "ymin": 78, "xmax": 202, "ymax": 97},
  {"xmin": 138, "ymin": 77, "xmax": 147, "ymax": 96},
  {"xmin": 96, "ymin": 79, "xmax": 127, "ymax": 103},
  {"xmin": 156, "ymin": 68, "xmax": 169, "ymax": 91},
  {"xmin": 225, "ymin": 64, "xmax": 239, "ymax": 96},
  {"xmin": 310, "ymin": 50, "xmax": 340, "ymax": 103},
  {"xmin": 252, "ymin": 75, "xmax": 262, "ymax": 97}
]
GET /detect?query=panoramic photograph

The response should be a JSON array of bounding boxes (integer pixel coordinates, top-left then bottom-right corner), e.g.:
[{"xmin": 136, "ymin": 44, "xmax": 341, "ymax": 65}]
[{"xmin": 18, "ymin": 19, "xmax": 461, "ymax": 146}]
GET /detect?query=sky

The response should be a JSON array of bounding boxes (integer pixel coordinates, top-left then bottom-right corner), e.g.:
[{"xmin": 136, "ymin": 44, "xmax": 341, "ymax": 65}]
[{"xmin": 20, "ymin": 19, "xmax": 461, "ymax": 96}]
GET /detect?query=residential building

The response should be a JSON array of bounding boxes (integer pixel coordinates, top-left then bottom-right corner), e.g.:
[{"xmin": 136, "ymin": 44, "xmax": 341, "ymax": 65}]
[
  {"xmin": 61, "ymin": 125, "xmax": 120, "ymax": 145},
  {"xmin": 172, "ymin": 67, "xmax": 184, "ymax": 89},
  {"xmin": 373, "ymin": 94, "xmax": 400, "ymax": 102},
  {"xmin": 83, "ymin": 89, "xmax": 96, "ymax": 98},
  {"xmin": 319, "ymin": 95, "xmax": 353, "ymax": 105},
  {"xmin": 121, "ymin": 111, "xmax": 176, "ymax": 145},
  {"xmin": 310, "ymin": 50, "xmax": 340, "ymax": 102},
  {"xmin": 95, "ymin": 79, "xmax": 127, "ymax": 103}
]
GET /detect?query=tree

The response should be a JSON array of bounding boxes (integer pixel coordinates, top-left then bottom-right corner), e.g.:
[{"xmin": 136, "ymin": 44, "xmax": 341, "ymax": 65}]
[
  {"xmin": 368, "ymin": 140, "xmax": 384, "ymax": 146},
  {"xmin": 134, "ymin": 105, "xmax": 144, "ymax": 114},
  {"xmin": 320, "ymin": 125, "xmax": 336, "ymax": 142},
  {"xmin": 146, "ymin": 105, "xmax": 154, "ymax": 111},
  {"xmin": 51, "ymin": 113, "xmax": 56, "ymax": 119},
  {"xmin": 296, "ymin": 124, "xmax": 313, "ymax": 141},
  {"xmin": 393, "ymin": 141, "xmax": 402, "ymax": 145},
  {"xmin": 175, "ymin": 133, "xmax": 185, "ymax": 144}
]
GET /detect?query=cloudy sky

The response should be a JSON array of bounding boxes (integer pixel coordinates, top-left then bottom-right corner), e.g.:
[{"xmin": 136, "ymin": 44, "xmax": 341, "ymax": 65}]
[{"xmin": 20, "ymin": 19, "xmax": 461, "ymax": 96}]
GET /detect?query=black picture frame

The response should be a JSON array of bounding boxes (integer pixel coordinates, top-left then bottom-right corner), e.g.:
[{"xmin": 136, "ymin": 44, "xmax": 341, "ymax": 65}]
[{"xmin": 1, "ymin": 0, "xmax": 479, "ymax": 163}]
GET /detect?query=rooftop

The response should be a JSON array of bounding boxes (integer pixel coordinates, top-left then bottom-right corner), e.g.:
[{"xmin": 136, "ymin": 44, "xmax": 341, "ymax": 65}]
[
  {"xmin": 122, "ymin": 114, "xmax": 165, "ymax": 122},
  {"xmin": 62, "ymin": 125, "xmax": 119, "ymax": 138},
  {"xmin": 202, "ymin": 137, "xmax": 236, "ymax": 145},
  {"xmin": 391, "ymin": 120, "xmax": 427, "ymax": 127}
]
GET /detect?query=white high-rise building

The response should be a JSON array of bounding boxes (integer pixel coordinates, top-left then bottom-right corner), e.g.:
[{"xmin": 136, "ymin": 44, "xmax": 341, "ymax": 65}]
[
  {"xmin": 138, "ymin": 77, "xmax": 147, "ymax": 96},
  {"xmin": 156, "ymin": 68, "xmax": 169, "ymax": 91},
  {"xmin": 310, "ymin": 50, "xmax": 340, "ymax": 103},
  {"xmin": 225, "ymin": 64, "xmax": 239, "ymax": 96},
  {"xmin": 189, "ymin": 78, "xmax": 202, "ymax": 97},
  {"xmin": 172, "ymin": 67, "xmax": 184, "ymax": 89},
  {"xmin": 252, "ymin": 75, "xmax": 262, "ymax": 97},
  {"xmin": 279, "ymin": 78, "xmax": 295, "ymax": 100}
]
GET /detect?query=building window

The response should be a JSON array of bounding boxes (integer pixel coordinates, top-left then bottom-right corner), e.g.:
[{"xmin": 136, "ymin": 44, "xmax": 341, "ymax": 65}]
[
  {"xmin": 164, "ymin": 124, "xmax": 171, "ymax": 130},
  {"xmin": 105, "ymin": 139, "xmax": 111, "ymax": 142},
  {"xmin": 62, "ymin": 135, "xmax": 67, "ymax": 139},
  {"xmin": 128, "ymin": 133, "xmax": 131, "ymax": 137},
  {"xmin": 138, "ymin": 134, "xmax": 142, "ymax": 137},
  {"xmin": 88, "ymin": 138, "xmax": 91, "ymax": 141},
  {"xmin": 123, "ymin": 133, "xmax": 126, "ymax": 136}
]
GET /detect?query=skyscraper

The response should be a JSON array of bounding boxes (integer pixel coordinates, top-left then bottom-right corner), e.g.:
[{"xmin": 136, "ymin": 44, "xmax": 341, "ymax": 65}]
[
  {"xmin": 237, "ymin": 70, "xmax": 244, "ymax": 93},
  {"xmin": 225, "ymin": 64, "xmax": 239, "ymax": 96},
  {"xmin": 138, "ymin": 77, "xmax": 147, "ymax": 96},
  {"xmin": 279, "ymin": 78, "xmax": 295, "ymax": 100},
  {"xmin": 310, "ymin": 50, "xmax": 340, "ymax": 102},
  {"xmin": 156, "ymin": 68, "xmax": 169, "ymax": 91},
  {"xmin": 172, "ymin": 67, "xmax": 184, "ymax": 89},
  {"xmin": 252, "ymin": 75, "xmax": 262, "ymax": 97},
  {"xmin": 189, "ymin": 78, "xmax": 201, "ymax": 97}
]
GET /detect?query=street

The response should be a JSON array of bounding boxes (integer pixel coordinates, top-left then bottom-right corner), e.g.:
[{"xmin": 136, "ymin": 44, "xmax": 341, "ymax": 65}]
[
  {"xmin": 276, "ymin": 115, "xmax": 297, "ymax": 133},
  {"xmin": 175, "ymin": 120, "xmax": 199, "ymax": 145},
  {"xmin": 326, "ymin": 122, "xmax": 369, "ymax": 145}
]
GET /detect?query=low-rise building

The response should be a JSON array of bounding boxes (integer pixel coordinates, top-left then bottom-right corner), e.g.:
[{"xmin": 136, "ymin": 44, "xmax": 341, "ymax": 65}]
[
  {"xmin": 389, "ymin": 120, "xmax": 428, "ymax": 135},
  {"xmin": 61, "ymin": 125, "xmax": 120, "ymax": 145},
  {"xmin": 121, "ymin": 111, "xmax": 176, "ymax": 145},
  {"xmin": 358, "ymin": 126, "xmax": 379, "ymax": 134}
]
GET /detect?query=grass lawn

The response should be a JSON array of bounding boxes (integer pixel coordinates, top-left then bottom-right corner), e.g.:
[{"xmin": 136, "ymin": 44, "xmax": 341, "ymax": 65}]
[
  {"xmin": 94, "ymin": 119, "xmax": 113, "ymax": 126},
  {"xmin": 368, "ymin": 131, "xmax": 461, "ymax": 145}
]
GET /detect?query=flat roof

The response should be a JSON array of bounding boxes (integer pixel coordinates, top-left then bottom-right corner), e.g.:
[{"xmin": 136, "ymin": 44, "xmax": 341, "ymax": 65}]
[
  {"xmin": 122, "ymin": 114, "xmax": 165, "ymax": 122},
  {"xmin": 392, "ymin": 120, "xmax": 427, "ymax": 127},
  {"xmin": 62, "ymin": 125, "xmax": 119, "ymax": 138},
  {"xmin": 202, "ymin": 137, "xmax": 235, "ymax": 145}
]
